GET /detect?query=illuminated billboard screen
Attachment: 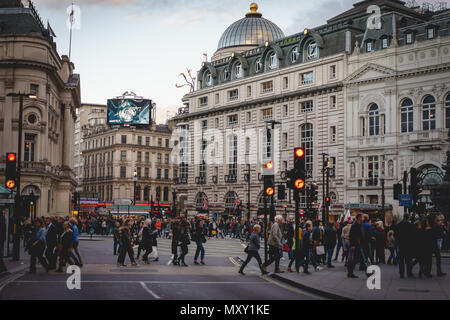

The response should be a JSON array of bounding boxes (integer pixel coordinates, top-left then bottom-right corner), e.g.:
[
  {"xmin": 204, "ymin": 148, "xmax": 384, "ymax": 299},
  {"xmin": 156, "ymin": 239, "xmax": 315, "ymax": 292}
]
[{"xmin": 107, "ymin": 99, "xmax": 151, "ymax": 125}]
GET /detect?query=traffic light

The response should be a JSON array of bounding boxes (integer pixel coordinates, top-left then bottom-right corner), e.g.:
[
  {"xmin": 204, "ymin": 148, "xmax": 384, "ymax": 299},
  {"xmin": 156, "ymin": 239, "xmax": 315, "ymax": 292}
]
[
  {"xmin": 325, "ymin": 195, "xmax": 331, "ymax": 206},
  {"xmin": 72, "ymin": 192, "xmax": 78, "ymax": 208},
  {"xmin": 311, "ymin": 184, "xmax": 319, "ymax": 203},
  {"xmin": 288, "ymin": 147, "xmax": 306, "ymax": 190},
  {"xmin": 264, "ymin": 175, "xmax": 275, "ymax": 196},
  {"xmin": 278, "ymin": 184, "xmax": 285, "ymax": 200},
  {"xmin": 393, "ymin": 183, "xmax": 402, "ymax": 200},
  {"xmin": 410, "ymin": 168, "xmax": 421, "ymax": 203},
  {"xmin": 5, "ymin": 153, "xmax": 17, "ymax": 189}
]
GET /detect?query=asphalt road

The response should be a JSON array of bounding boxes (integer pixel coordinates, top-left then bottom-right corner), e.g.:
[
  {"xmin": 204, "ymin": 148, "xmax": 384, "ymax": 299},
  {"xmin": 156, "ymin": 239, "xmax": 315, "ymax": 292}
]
[{"xmin": 0, "ymin": 236, "xmax": 320, "ymax": 300}]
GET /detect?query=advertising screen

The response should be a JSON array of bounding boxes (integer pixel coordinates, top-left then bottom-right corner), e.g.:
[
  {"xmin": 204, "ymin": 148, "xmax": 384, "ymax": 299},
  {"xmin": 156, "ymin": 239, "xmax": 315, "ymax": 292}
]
[{"xmin": 107, "ymin": 99, "xmax": 151, "ymax": 125}]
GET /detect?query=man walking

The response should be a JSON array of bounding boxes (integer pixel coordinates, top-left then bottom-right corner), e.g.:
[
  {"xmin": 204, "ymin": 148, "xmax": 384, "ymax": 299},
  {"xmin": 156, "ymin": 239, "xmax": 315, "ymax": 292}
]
[
  {"xmin": 324, "ymin": 222, "xmax": 337, "ymax": 268},
  {"xmin": 393, "ymin": 213, "xmax": 415, "ymax": 278},
  {"xmin": 45, "ymin": 217, "xmax": 57, "ymax": 269},
  {"xmin": 262, "ymin": 215, "xmax": 284, "ymax": 273},
  {"xmin": 347, "ymin": 214, "xmax": 364, "ymax": 278}
]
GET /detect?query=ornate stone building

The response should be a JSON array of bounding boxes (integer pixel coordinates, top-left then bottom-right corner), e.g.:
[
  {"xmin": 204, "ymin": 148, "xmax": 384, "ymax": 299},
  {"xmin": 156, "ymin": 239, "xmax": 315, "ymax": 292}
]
[
  {"xmin": 343, "ymin": 0, "xmax": 450, "ymax": 219},
  {"xmin": 0, "ymin": 0, "xmax": 81, "ymax": 217},
  {"xmin": 173, "ymin": 3, "xmax": 350, "ymax": 219}
]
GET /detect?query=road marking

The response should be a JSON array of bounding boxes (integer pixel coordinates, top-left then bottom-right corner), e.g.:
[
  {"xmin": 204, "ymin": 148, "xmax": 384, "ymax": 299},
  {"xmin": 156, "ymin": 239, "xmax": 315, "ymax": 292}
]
[
  {"xmin": 140, "ymin": 281, "xmax": 161, "ymax": 299},
  {"xmin": 12, "ymin": 280, "xmax": 264, "ymax": 284},
  {"xmin": 0, "ymin": 271, "xmax": 25, "ymax": 294},
  {"xmin": 259, "ymin": 275, "xmax": 324, "ymax": 300},
  {"xmin": 229, "ymin": 257, "xmax": 240, "ymax": 267}
]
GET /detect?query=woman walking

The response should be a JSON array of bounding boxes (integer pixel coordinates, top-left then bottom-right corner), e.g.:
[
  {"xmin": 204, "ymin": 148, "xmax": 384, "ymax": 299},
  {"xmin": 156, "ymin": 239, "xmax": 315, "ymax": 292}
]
[
  {"xmin": 239, "ymin": 224, "xmax": 268, "ymax": 275},
  {"xmin": 141, "ymin": 220, "xmax": 153, "ymax": 264},
  {"xmin": 56, "ymin": 222, "xmax": 74, "ymax": 272},
  {"xmin": 194, "ymin": 219, "xmax": 207, "ymax": 265},
  {"xmin": 374, "ymin": 221, "xmax": 387, "ymax": 264},
  {"xmin": 178, "ymin": 220, "xmax": 190, "ymax": 267},
  {"xmin": 117, "ymin": 219, "xmax": 138, "ymax": 267},
  {"xmin": 29, "ymin": 218, "xmax": 50, "ymax": 273},
  {"xmin": 386, "ymin": 230, "xmax": 397, "ymax": 265}
]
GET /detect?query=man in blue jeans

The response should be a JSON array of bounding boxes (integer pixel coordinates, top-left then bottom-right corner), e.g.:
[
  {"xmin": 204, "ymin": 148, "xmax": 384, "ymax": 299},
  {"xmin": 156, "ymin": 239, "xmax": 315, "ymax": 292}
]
[{"xmin": 194, "ymin": 219, "xmax": 206, "ymax": 265}]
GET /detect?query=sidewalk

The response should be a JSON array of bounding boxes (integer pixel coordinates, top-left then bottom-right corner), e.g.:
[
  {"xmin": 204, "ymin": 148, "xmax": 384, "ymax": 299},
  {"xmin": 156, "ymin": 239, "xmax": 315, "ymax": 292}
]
[
  {"xmin": 0, "ymin": 246, "xmax": 29, "ymax": 279},
  {"xmin": 271, "ymin": 257, "xmax": 450, "ymax": 300}
]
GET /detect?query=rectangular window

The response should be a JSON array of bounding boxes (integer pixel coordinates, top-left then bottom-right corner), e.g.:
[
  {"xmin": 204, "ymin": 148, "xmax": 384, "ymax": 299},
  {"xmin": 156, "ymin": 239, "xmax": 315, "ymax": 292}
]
[
  {"xmin": 261, "ymin": 80, "xmax": 273, "ymax": 93},
  {"xmin": 24, "ymin": 134, "xmax": 36, "ymax": 162},
  {"xmin": 137, "ymin": 167, "xmax": 142, "ymax": 178},
  {"xmin": 330, "ymin": 65, "xmax": 336, "ymax": 79},
  {"xmin": 300, "ymin": 72, "xmax": 314, "ymax": 85},
  {"xmin": 330, "ymin": 95, "xmax": 337, "ymax": 109},
  {"xmin": 283, "ymin": 104, "xmax": 289, "ymax": 117},
  {"xmin": 330, "ymin": 157, "xmax": 336, "ymax": 177},
  {"xmin": 158, "ymin": 138, "xmax": 162, "ymax": 147},
  {"xmin": 366, "ymin": 41, "xmax": 372, "ymax": 52},
  {"xmin": 382, "ymin": 38, "xmax": 389, "ymax": 49},
  {"xmin": 157, "ymin": 168, "xmax": 161, "ymax": 179},
  {"xmin": 261, "ymin": 108, "xmax": 273, "ymax": 121},
  {"xmin": 228, "ymin": 89, "xmax": 239, "ymax": 101},
  {"xmin": 201, "ymin": 120, "xmax": 208, "ymax": 129},
  {"xmin": 330, "ymin": 126, "xmax": 336, "ymax": 143},
  {"xmin": 157, "ymin": 153, "xmax": 162, "ymax": 163},
  {"xmin": 165, "ymin": 154, "xmax": 169, "ymax": 164},
  {"xmin": 30, "ymin": 84, "xmax": 39, "ymax": 96},
  {"xmin": 137, "ymin": 151, "xmax": 142, "ymax": 162},
  {"xmin": 247, "ymin": 86, "xmax": 252, "ymax": 97},
  {"xmin": 120, "ymin": 151, "xmax": 126, "ymax": 161},
  {"xmin": 282, "ymin": 132, "xmax": 288, "ymax": 149},
  {"xmin": 228, "ymin": 114, "xmax": 238, "ymax": 126},
  {"xmin": 300, "ymin": 100, "xmax": 313, "ymax": 113},
  {"xmin": 361, "ymin": 118, "xmax": 366, "ymax": 137},
  {"xmin": 165, "ymin": 139, "xmax": 169, "ymax": 148},
  {"xmin": 137, "ymin": 136, "xmax": 142, "ymax": 145},
  {"xmin": 120, "ymin": 167, "xmax": 126, "ymax": 178},
  {"xmin": 446, "ymin": 98, "xmax": 450, "ymax": 129},
  {"xmin": 215, "ymin": 93, "xmax": 219, "ymax": 104},
  {"xmin": 228, "ymin": 135, "xmax": 238, "ymax": 177},
  {"xmin": 246, "ymin": 112, "xmax": 252, "ymax": 123},
  {"xmin": 145, "ymin": 167, "xmax": 149, "ymax": 178},
  {"xmin": 215, "ymin": 117, "xmax": 219, "ymax": 128},
  {"xmin": 199, "ymin": 96, "xmax": 208, "ymax": 107},
  {"xmin": 164, "ymin": 169, "xmax": 169, "ymax": 180},
  {"xmin": 427, "ymin": 28, "xmax": 435, "ymax": 40},
  {"xmin": 368, "ymin": 156, "xmax": 379, "ymax": 186},
  {"xmin": 145, "ymin": 152, "xmax": 150, "ymax": 162},
  {"xmin": 145, "ymin": 136, "xmax": 150, "ymax": 146},
  {"xmin": 406, "ymin": 33, "xmax": 413, "ymax": 44},
  {"xmin": 283, "ymin": 77, "xmax": 289, "ymax": 89},
  {"xmin": 121, "ymin": 135, "xmax": 127, "ymax": 144}
]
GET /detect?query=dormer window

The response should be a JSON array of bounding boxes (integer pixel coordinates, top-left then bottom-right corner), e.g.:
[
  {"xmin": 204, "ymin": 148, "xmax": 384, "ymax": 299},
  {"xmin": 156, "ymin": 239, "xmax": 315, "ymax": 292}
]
[
  {"xmin": 366, "ymin": 40, "xmax": 373, "ymax": 52},
  {"xmin": 205, "ymin": 72, "xmax": 212, "ymax": 86},
  {"xmin": 307, "ymin": 42, "xmax": 318, "ymax": 59},
  {"xmin": 235, "ymin": 63, "xmax": 243, "ymax": 79},
  {"xmin": 223, "ymin": 68, "xmax": 230, "ymax": 81},
  {"xmin": 291, "ymin": 47, "xmax": 299, "ymax": 63},
  {"xmin": 255, "ymin": 58, "xmax": 262, "ymax": 72},
  {"xmin": 405, "ymin": 32, "xmax": 413, "ymax": 44},
  {"xmin": 269, "ymin": 52, "xmax": 278, "ymax": 69},
  {"xmin": 427, "ymin": 27, "xmax": 435, "ymax": 40},
  {"xmin": 381, "ymin": 37, "xmax": 389, "ymax": 49}
]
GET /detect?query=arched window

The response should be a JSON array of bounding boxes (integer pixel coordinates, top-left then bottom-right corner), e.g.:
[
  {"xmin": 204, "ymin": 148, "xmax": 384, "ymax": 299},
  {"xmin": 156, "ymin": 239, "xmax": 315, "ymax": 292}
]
[
  {"xmin": 268, "ymin": 52, "xmax": 278, "ymax": 69},
  {"xmin": 205, "ymin": 72, "xmax": 212, "ymax": 86},
  {"xmin": 446, "ymin": 94, "xmax": 450, "ymax": 129},
  {"xmin": 307, "ymin": 42, "xmax": 318, "ymax": 59},
  {"xmin": 255, "ymin": 58, "xmax": 262, "ymax": 73},
  {"xmin": 401, "ymin": 98, "xmax": 413, "ymax": 133},
  {"xmin": 235, "ymin": 63, "xmax": 243, "ymax": 79},
  {"xmin": 368, "ymin": 103, "xmax": 380, "ymax": 136},
  {"xmin": 195, "ymin": 192, "xmax": 208, "ymax": 212},
  {"xmin": 422, "ymin": 95, "xmax": 436, "ymax": 131},
  {"xmin": 291, "ymin": 47, "xmax": 299, "ymax": 63},
  {"xmin": 301, "ymin": 123, "xmax": 313, "ymax": 177},
  {"xmin": 225, "ymin": 191, "xmax": 238, "ymax": 214},
  {"xmin": 223, "ymin": 68, "xmax": 230, "ymax": 81}
]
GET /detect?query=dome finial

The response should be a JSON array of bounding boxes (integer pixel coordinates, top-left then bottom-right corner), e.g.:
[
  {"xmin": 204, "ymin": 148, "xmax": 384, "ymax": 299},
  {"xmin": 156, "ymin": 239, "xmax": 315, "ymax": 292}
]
[{"xmin": 246, "ymin": 2, "xmax": 262, "ymax": 17}]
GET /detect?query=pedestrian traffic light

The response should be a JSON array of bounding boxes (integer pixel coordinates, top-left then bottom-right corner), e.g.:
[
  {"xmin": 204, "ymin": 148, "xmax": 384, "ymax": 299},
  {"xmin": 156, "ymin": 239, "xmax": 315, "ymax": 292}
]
[{"xmin": 5, "ymin": 152, "xmax": 17, "ymax": 190}]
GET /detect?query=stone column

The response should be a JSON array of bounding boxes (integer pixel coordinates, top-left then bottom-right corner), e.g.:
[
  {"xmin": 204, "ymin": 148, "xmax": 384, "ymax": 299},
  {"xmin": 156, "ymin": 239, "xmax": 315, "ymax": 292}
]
[{"xmin": 63, "ymin": 103, "xmax": 72, "ymax": 168}]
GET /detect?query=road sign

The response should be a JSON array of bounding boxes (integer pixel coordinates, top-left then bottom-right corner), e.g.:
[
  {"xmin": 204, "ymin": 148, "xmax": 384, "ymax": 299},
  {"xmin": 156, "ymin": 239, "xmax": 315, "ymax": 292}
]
[{"xmin": 399, "ymin": 194, "xmax": 413, "ymax": 207}]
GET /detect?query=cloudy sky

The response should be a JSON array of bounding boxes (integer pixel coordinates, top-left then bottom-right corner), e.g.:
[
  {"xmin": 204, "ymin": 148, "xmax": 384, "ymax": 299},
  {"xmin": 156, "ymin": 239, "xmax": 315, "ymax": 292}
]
[{"xmin": 30, "ymin": 0, "xmax": 436, "ymax": 123}]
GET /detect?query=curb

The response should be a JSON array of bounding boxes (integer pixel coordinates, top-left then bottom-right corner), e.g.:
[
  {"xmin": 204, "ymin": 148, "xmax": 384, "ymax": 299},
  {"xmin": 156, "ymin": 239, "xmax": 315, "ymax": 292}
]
[{"xmin": 270, "ymin": 273, "xmax": 354, "ymax": 300}]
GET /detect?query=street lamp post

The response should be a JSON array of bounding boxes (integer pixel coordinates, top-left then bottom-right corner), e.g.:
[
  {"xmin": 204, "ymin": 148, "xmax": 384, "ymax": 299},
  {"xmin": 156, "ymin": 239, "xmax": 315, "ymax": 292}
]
[
  {"xmin": 320, "ymin": 153, "xmax": 329, "ymax": 223},
  {"xmin": 133, "ymin": 169, "xmax": 137, "ymax": 205},
  {"xmin": 7, "ymin": 92, "xmax": 37, "ymax": 261},
  {"xmin": 380, "ymin": 174, "xmax": 385, "ymax": 222}
]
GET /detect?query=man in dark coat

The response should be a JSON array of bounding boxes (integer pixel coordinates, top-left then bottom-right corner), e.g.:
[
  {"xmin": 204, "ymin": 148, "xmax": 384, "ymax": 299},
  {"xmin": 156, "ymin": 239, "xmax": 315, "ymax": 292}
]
[
  {"xmin": 324, "ymin": 223, "xmax": 337, "ymax": 268},
  {"xmin": 347, "ymin": 214, "xmax": 364, "ymax": 278},
  {"xmin": 393, "ymin": 213, "xmax": 415, "ymax": 278},
  {"xmin": 45, "ymin": 217, "xmax": 58, "ymax": 269}
]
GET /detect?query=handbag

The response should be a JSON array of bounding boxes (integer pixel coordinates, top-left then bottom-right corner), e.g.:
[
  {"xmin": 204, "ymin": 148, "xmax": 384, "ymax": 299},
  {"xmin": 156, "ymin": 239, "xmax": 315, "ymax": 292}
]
[
  {"xmin": 316, "ymin": 245, "xmax": 325, "ymax": 255},
  {"xmin": 244, "ymin": 246, "xmax": 249, "ymax": 253},
  {"xmin": 282, "ymin": 243, "xmax": 290, "ymax": 252}
]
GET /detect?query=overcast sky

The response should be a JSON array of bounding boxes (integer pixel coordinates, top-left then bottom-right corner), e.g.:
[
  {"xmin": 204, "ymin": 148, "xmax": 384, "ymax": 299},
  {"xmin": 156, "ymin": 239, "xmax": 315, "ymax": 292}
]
[{"xmin": 31, "ymin": 0, "xmax": 440, "ymax": 123}]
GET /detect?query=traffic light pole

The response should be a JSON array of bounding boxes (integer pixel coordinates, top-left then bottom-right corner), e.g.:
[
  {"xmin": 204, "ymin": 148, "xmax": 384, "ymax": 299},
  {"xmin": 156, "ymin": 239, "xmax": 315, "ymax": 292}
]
[
  {"xmin": 321, "ymin": 153, "xmax": 327, "ymax": 223},
  {"xmin": 326, "ymin": 166, "xmax": 330, "ymax": 223},
  {"xmin": 294, "ymin": 189, "xmax": 300, "ymax": 257},
  {"xmin": 263, "ymin": 194, "xmax": 268, "ymax": 264},
  {"xmin": 13, "ymin": 94, "xmax": 24, "ymax": 261},
  {"xmin": 403, "ymin": 171, "xmax": 408, "ymax": 215}
]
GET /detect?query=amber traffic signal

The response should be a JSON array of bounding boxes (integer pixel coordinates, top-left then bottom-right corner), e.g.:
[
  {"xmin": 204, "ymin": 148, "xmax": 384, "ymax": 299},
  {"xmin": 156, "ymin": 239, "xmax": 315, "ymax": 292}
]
[
  {"xmin": 5, "ymin": 152, "xmax": 17, "ymax": 190},
  {"xmin": 265, "ymin": 187, "xmax": 275, "ymax": 196},
  {"xmin": 294, "ymin": 178, "xmax": 305, "ymax": 190}
]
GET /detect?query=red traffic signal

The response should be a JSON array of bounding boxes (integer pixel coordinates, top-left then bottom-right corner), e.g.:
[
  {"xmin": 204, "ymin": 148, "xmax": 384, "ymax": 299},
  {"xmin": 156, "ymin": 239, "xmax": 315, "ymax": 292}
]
[
  {"xmin": 294, "ymin": 147, "xmax": 305, "ymax": 158},
  {"xmin": 7, "ymin": 153, "xmax": 16, "ymax": 162},
  {"xmin": 325, "ymin": 196, "xmax": 331, "ymax": 206},
  {"xmin": 294, "ymin": 179, "xmax": 305, "ymax": 190},
  {"xmin": 265, "ymin": 187, "xmax": 275, "ymax": 196},
  {"xmin": 265, "ymin": 161, "xmax": 274, "ymax": 170}
]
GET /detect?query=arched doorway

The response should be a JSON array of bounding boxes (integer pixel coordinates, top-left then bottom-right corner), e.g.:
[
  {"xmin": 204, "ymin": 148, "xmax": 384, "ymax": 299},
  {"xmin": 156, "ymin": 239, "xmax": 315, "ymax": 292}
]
[
  {"xmin": 416, "ymin": 164, "xmax": 444, "ymax": 211},
  {"xmin": 224, "ymin": 191, "xmax": 240, "ymax": 217},
  {"xmin": 21, "ymin": 185, "xmax": 40, "ymax": 218},
  {"xmin": 195, "ymin": 192, "xmax": 209, "ymax": 214}
]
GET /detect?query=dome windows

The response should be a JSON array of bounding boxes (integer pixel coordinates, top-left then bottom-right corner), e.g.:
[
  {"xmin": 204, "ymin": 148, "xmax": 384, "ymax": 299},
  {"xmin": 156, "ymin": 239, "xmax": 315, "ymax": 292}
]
[
  {"xmin": 205, "ymin": 72, "xmax": 213, "ymax": 87},
  {"xmin": 223, "ymin": 68, "xmax": 230, "ymax": 81},
  {"xmin": 307, "ymin": 42, "xmax": 318, "ymax": 60},
  {"xmin": 235, "ymin": 63, "xmax": 243, "ymax": 79},
  {"xmin": 268, "ymin": 52, "xmax": 278, "ymax": 69},
  {"xmin": 291, "ymin": 47, "xmax": 299, "ymax": 63},
  {"xmin": 255, "ymin": 58, "xmax": 262, "ymax": 73}
]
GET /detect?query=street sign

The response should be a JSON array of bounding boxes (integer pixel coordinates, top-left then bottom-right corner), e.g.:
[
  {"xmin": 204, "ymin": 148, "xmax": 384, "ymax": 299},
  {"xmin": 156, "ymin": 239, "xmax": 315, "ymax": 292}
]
[{"xmin": 399, "ymin": 194, "xmax": 413, "ymax": 207}]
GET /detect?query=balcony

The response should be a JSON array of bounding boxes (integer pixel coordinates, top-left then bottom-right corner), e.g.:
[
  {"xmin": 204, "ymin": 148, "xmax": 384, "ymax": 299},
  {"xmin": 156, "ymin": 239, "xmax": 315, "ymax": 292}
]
[
  {"xmin": 225, "ymin": 174, "xmax": 237, "ymax": 183},
  {"xmin": 195, "ymin": 176, "xmax": 206, "ymax": 185},
  {"xmin": 406, "ymin": 129, "xmax": 448, "ymax": 150},
  {"xmin": 212, "ymin": 176, "xmax": 218, "ymax": 184}
]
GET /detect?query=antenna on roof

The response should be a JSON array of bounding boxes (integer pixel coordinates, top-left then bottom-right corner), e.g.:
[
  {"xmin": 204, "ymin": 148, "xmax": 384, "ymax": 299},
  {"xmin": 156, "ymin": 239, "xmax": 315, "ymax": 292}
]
[{"xmin": 68, "ymin": 2, "xmax": 74, "ymax": 60}]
